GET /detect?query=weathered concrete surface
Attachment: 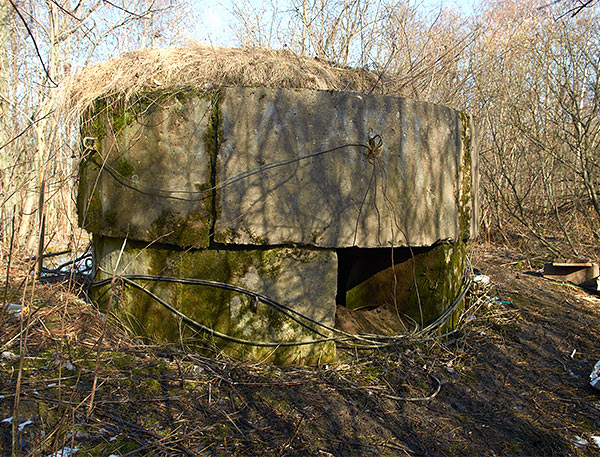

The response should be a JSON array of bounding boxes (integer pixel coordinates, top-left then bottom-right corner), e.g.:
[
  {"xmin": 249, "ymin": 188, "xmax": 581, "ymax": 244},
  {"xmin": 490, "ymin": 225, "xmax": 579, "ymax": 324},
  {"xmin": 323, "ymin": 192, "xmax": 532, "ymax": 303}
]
[
  {"xmin": 78, "ymin": 92, "xmax": 215, "ymax": 248},
  {"xmin": 92, "ymin": 237, "xmax": 337, "ymax": 365},
  {"xmin": 78, "ymin": 86, "xmax": 477, "ymax": 364},
  {"xmin": 78, "ymin": 87, "xmax": 478, "ymax": 249},
  {"xmin": 214, "ymin": 87, "xmax": 478, "ymax": 247},
  {"xmin": 340, "ymin": 242, "xmax": 466, "ymax": 327},
  {"xmin": 542, "ymin": 262, "xmax": 599, "ymax": 285}
]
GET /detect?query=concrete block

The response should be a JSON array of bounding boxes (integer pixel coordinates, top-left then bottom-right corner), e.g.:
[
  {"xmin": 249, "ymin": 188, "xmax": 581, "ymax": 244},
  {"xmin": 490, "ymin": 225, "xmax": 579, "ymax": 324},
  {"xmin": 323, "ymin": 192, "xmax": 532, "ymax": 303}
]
[
  {"xmin": 78, "ymin": 92, "xmax": 215, "ymax": 248},
  {"xmin": 543, "ymin": 262, "xmax": 599, "ymax": 285},
  {"xmin": 78, "ymin": 87, "xmax": 477, "ymax": 250},
  {"xmin": 91, "ymin": 237, "xmax": 337, "ymax": 365},
  {"xmin": 214, "ymin": 87, "xmax": 477, "ymax": 247}
]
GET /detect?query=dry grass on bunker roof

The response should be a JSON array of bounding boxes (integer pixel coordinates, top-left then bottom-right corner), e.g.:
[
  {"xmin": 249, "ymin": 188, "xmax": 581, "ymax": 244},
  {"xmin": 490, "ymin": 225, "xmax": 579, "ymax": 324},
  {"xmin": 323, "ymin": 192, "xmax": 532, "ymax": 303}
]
[{"xmin": 63, "ymin": 43, "xmax": 388, "ymax": 117}]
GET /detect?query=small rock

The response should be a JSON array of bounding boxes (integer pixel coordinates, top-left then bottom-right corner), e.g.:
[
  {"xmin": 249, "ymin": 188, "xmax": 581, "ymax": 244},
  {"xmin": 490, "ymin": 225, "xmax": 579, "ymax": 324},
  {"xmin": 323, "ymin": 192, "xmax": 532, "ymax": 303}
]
[
  {"xmin": 62, "ymin": 360, "xmax": 77, "ymax": 371},
  {"xmin": 72, "ymin": 430, "xmax": 89, "ymax": 441},
  {"xmin": 2, "ymin": 351, "xmax": 19, "ymax": 361}
]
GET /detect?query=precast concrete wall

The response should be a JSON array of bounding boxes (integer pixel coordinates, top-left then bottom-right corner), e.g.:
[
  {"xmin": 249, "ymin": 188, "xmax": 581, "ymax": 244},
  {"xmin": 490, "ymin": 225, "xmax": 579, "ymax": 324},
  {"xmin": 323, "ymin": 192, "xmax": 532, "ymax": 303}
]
[{"xmin": 79, "ymin": 87, "xmax": 478, "ymax": 364}]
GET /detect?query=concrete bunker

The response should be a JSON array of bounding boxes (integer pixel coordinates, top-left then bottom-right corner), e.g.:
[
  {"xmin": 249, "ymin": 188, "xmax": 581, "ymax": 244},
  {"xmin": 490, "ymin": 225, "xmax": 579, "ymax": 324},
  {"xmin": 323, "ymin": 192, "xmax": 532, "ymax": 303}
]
[{"xmin": 79, "ymin": 82, "xmax": 478, "ymax": 365}]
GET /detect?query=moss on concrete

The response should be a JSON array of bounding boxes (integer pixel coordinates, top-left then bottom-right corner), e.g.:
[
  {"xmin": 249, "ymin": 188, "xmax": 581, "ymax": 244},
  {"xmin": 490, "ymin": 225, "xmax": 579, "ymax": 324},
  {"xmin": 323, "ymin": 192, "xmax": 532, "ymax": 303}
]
[
  {"xmin": 88, "ymin": 90, "xmax": 184, "ymax": 139},
  {"xmin": 406, "ymin": 242, "xmax": 466, "ymax": 327},
  {"xmin": 90, "ymin": 240, "xmax": 182, "ymax": 343},
  {"xmin": 345, "ymin": 242, "xmax": 466, "ymax": 331},
  {"xmin": 80, "ymin": 189, "xmax": 103, "ymax": 233},
  {"xmin": 78, "ymin": 90, "xmax": 217, "ymax": 248},
  {"xmin": 76, "ymin": 140, "xmax": 101, "ymax": 230},
  {"xmin": 116, "ymin": 158, "xmax": 135, "ymax": 177},
  {"xmin": 104, "ymin": 209, "xmax": 118, "ymax": 229},
  {"xmin": 457, "ymin": 111, "xmax": 473, "ymax": 240},
  {"xmin": 147, "ymin": 210, "xmax": 211, "ymax": 249},
  {"xmin": 91, "ymin": 238, "xmax": 336, "ymax": 365}
]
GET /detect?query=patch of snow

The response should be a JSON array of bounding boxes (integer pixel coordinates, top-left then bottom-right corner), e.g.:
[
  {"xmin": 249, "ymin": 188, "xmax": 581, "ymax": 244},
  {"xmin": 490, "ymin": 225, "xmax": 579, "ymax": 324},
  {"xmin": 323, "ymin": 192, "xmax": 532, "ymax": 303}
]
[
  {"xmin": 473, "ymin": 275, "xmax": 491, "ymax": 285},
  {"xmin": 47, "ymin": 446, "xmax": 79, "ymax": 457},
  {"xmin": 590, "ymin": 361, "xmax": 600, "ymax": 390},
  {"xmin": 573, "ymin": 436, "xmax": 589, "ymax": 448},
  {"xmin": 18, "ymin": 420, "xmax": 33, "ymax": 431}
]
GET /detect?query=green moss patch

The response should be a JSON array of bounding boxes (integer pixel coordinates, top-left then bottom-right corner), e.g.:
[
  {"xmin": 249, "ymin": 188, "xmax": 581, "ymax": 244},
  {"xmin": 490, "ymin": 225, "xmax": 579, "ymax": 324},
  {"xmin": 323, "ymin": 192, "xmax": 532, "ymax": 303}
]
[
  {"xmin": 90, "ymin": 237, "xmax": 336, "ymax": 365},
  {"xmin": 344, "ymin": 242, "xmax": 467, "ymax": 331},
  {"xmin": 457, "ymin": 111, "xmax": 473, "ymax": 240}
]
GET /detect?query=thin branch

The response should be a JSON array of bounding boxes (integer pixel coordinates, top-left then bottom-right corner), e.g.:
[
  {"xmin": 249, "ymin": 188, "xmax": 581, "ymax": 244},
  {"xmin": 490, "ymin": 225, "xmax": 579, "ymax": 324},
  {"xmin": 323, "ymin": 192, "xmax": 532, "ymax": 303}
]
[
  {"xmin": 102, "ymin": 0, "xmax": 145, "ymax": 19},
  {"xmin": 0, "ymin": 109, "xmax": 56, "ymax": 152},
  {"xmin": 7, "ymin": 0, "xmax": 58, "ymax": 87}
]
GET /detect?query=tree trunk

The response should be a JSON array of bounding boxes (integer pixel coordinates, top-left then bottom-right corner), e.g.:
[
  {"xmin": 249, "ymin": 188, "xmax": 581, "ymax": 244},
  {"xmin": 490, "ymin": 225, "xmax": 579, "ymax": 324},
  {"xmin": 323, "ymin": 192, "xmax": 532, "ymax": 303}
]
[{"xmin": 0, "ymin": 0, "xmax": 10, "ymax": 246}]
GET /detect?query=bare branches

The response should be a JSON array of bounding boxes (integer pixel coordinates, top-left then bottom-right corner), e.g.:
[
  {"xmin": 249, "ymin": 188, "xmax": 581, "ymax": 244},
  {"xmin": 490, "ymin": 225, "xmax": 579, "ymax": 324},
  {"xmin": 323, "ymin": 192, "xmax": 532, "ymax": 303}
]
[
  {"xmin": 0, "ymin": 0, "xmax": 190, "ymax": 253},
  {"xmin": 562, "ymin": 0, "xmax": 596, "ymax": 17},
  {"xmin": 7, "ymin": 0, "xmax": 58, "ymax": 87}
]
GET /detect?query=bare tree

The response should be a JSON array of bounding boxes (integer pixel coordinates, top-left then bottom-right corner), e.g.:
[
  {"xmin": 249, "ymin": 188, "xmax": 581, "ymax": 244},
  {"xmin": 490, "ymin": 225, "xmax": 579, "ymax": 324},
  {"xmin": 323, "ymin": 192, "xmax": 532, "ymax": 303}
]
[
  {"xmin": 0, "ymin": 0, "xmax": 192, "ymax": 254},
  {"xmin": 229, "ymin": 0, "xmax": 389, "ymax": 67},
  {"xmin": 469, "ymin": 0, "xmax": 600, "ymax": 256}
]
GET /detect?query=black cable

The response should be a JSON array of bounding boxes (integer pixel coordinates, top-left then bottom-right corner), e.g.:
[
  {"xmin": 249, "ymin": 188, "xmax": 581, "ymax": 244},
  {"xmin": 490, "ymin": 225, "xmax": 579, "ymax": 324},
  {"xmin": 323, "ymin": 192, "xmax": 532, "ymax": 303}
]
[
  {"xmin": 122, "ymin": 278, "xmax": 339, "ymax": 347},
  {"xmin": 95, "ymin": 271, "xmax": 335, "ymax": 340},
  {"xmin": 54, "ymin": 246, "xmax": 93, "ymax": 273},
  {"xmin": 86, "ymin": 142, "xmax": 370, "ymax": 203},
  {"xmin": 24, "ymin": 249, "xmax": 71, "ymax": 262},
  {"xmin": 91, "ymin": 260, "xmax": 473, "ymax": 348},
  {"xmin": 94, "ymin": 270, "xmax": 399, "ymax": 345}
]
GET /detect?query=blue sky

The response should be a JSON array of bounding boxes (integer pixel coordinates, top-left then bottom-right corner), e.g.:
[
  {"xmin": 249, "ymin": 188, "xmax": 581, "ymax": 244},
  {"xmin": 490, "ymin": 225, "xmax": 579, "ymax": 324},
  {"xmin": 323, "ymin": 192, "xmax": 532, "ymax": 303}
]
[{"xmin": 192, "ymin": 0, "xmax": 478, "ymax": 47}]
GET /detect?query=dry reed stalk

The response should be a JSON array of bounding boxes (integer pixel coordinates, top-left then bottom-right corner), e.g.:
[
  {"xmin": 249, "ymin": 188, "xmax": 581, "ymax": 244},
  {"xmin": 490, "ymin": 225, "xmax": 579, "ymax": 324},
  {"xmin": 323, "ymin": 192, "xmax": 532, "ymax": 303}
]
[
  {"xmin": 1, "ymin": 208, "xmax": 16, "ymax": 324},
  {"xmin": 11, "ymin": 272, "xmax": 35, "ymax": 456},
  {"xmin": 87, "ymin": 237, "xmax": 127, "ymax": 418}
]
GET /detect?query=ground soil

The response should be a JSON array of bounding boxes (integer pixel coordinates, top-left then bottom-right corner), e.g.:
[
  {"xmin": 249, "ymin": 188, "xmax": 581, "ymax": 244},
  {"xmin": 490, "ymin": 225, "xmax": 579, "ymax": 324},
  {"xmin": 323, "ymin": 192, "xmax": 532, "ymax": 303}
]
[{"xmin": 1, "ymin": 243, "xmax": 599, "ymax": 456}]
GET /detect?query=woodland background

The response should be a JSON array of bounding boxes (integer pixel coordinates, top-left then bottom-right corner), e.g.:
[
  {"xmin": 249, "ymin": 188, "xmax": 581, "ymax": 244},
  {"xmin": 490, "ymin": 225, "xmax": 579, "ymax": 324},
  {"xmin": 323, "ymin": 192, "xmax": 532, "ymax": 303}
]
[
  {"xmin": 0, "ymin": 0, "xmax": 599, "ymax": 260},
  {"xmin": 1, "ymin": 3, "xmax": 600, "ymax": 455}
]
